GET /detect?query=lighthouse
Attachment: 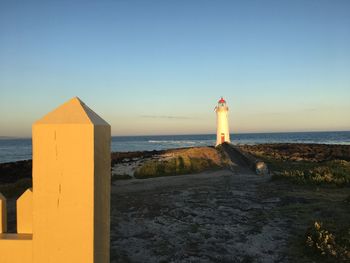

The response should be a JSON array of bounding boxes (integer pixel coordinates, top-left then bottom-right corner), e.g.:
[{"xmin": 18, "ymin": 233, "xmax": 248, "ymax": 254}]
[{"xmin": 215, "ymin": 97, "xmax": 230, "ymax": 146}]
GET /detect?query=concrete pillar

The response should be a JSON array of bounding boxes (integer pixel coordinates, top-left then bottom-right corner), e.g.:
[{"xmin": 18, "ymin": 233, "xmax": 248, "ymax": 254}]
[
  {"xmin": 0, "ymin": 97, "xmax": 111, "ymax": 263},
  {"xmin": 0, "ymin": 193, "xmax": 7, "ymax": 233},
  {"xmin": 32, "ymin": 97, "xmax": 111, "ymax": 263},
  {"xmin": 17, "ymin": 189, "xmax": 33, "ymax": 234}
]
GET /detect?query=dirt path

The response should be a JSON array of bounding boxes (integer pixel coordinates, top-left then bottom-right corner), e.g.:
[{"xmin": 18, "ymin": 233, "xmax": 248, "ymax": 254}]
[{"xmin": 110, "ymin": 169, "xmax": 292, "ymax": 263}]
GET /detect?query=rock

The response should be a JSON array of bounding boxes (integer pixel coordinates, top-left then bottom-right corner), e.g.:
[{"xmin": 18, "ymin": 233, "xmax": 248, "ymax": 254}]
[{"xmin": 255, "ymin": 162, "xmax": 269, "ymax": 176}]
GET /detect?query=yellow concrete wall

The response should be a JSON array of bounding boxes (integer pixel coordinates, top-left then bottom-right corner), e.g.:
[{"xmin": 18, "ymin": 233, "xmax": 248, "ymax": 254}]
[
  {"xmin": 33, "ymin": 124, "xmax": 95, "ymax": 262},
  {"xmin": 17, "ymin": 188, "xmax": 33, "ymax": 234},
  {"xmin": 0, "ymin": 234, "xmax": 32, "ymax": 263},
  {"xmin": 32, "ymin": 97, "xmax": 110, "ymax": 263}
]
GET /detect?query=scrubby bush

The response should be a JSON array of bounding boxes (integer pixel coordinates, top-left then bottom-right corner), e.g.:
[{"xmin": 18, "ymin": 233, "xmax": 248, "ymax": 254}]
[
  {"xmin": 306, "ymin": 221, "xmax": 350, "ymax": 261},
  {"xmin": 271, "ymin": 160, "xmax": 350, "ymax": 186},
  {"xmin": 241, "ymin": 144, "xmax": 350, "ymax": 186}
]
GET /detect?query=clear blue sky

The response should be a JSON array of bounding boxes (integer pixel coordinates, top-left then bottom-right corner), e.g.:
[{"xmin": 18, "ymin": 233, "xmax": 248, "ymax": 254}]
[{"xmin": 1, "ymin": 0, "xmax": 349, "ymax": 136}]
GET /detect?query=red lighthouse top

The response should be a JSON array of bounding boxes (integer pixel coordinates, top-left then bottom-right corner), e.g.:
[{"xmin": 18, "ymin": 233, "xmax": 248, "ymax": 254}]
[{"xmin": 218, "ymin": 97, "xmax": 226, "ymax": 104}]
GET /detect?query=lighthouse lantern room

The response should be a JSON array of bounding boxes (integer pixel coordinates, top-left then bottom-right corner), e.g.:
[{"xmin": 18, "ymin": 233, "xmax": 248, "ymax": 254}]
[{"xmin": 215, "ymin": 97, "xmax": 230, "ymax": 146}]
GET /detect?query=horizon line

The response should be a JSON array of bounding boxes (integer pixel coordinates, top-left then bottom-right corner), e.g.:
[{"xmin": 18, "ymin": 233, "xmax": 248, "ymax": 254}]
[{"xmin": 1, "ymin": 129, "xmax": 350, "ymax": 139}]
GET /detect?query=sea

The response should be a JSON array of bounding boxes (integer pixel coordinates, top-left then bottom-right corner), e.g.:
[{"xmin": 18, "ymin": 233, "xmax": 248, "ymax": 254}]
[{"xmin": 0, "ymin": 131, "xmax": 350, "ymax": 164}]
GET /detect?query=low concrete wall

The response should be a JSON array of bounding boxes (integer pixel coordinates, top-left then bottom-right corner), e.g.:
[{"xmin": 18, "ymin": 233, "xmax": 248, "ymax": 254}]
[{"xmin": 228, "ymin": 144, "xmax": 269, "ymax": 176}]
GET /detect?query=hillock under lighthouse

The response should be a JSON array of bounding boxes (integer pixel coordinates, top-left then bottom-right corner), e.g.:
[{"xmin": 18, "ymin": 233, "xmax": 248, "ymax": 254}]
[{"xmin": 215, "ymin": 97, "xmax": 230, "ymax": 146}]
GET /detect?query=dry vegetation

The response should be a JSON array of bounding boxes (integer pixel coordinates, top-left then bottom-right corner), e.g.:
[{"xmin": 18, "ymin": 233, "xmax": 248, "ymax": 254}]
[
  {"xmin": 240, "ymin": 143, "xmax": 350, "ymax": 262},
  {"xmin": 306, "ymin": 221, "xmax": 350, "ymax": 261},
  {"xmin": 240, "ymin": 144, "xmax": 350, "ymax": 186},
  {"xmin": 134, "ymin": 146, "xmax": 231, "ymax": 179}
]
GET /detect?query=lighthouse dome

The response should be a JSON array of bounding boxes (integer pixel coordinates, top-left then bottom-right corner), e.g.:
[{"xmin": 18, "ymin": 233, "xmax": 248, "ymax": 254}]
[{"xmin": 218, "ymin": 97, "xmax": 226, "ymax": 104}]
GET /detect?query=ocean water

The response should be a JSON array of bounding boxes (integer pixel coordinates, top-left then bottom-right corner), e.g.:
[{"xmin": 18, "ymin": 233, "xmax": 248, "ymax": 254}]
[{"xmin": 0, "ymin": 131, "xmax": 350, "ymax": 163}]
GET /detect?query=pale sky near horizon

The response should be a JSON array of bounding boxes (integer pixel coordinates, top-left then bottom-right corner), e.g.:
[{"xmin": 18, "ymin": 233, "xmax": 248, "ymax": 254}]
[{"xmin": 0, "ymin": 0, "xmax": 349, "ymax": 137}]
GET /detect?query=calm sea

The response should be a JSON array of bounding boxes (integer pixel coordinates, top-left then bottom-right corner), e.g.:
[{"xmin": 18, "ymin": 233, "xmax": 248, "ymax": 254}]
[{"xmin": 0, "ymin": 131, "xmax": 350, "ymax": 163}]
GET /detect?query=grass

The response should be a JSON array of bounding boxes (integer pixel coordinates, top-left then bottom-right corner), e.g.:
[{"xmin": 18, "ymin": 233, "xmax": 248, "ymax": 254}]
[
  {"xmin": 240, "ymin": 144, "xmax": 350, "ymax": 186},
  {"xmin": 134, "ymin": 146, "xmax": 230, "ymax": 178},
  {"xmin": 263, "ymin": 184, "xmax": 350, "ymax": 263},
  {"xmin": 268, "ymin": 159, "xmax": 350, "ymax": 186},
  {"xmin": 134, "ymin": 156, "xmax": 220, "ymax": 179}
]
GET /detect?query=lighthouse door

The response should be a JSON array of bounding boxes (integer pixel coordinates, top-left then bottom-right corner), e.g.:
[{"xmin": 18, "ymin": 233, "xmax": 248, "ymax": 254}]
[{"xmin": 221, "ymin": 133, "xmax": 225, "ymax": 144}]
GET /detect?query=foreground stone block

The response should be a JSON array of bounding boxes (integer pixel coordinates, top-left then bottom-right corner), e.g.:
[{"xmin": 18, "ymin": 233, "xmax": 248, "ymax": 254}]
[
  {"xmin": 0, "ymin": 234, "xmax": 32, "ymax": 263},
  {"xmin": 0, "ymin": 193, "xmax": 6, "ymax": 233},
  {"xmin": 0, "ymin": 97, "xmax": 111, "ymax": 263},
  {"xmin": 17, "ymin": 188, "xmax": 33, "ymax": 234}
]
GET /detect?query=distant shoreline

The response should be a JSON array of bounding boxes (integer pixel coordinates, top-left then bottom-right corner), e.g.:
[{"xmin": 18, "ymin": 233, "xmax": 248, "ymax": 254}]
[
  {"xmin": 1, "ymin": 131, "xmax": 350, "ymax": 163},
  {"xmin": 1, "ymin": 130, "xmax": 350, "ymax": 140},
  {"xmin": 1, "ymin": 142, "xmax": 350, "ymax": 179},
  {"xmin": 1, "ymin": 141, "xmax": 350, "ymax": 165}
]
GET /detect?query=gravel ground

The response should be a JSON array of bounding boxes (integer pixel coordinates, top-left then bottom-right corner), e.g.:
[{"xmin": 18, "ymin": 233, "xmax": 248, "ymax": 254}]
[
  {"xmin": 110, "ymin": 166, "xmax": 349, "ymax": 263},
  {"xmin": 110, "ymin": 169, "xmax": 291, "ymax": 263}
]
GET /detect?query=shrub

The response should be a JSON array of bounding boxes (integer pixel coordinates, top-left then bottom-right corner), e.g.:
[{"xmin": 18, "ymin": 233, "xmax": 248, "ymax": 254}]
[
  {"xmin": 271, "ymin": 160, "xmax": 350, "ymax": 186},
  {"xmin": 306, "ymin": 221, "xmax": 350, "ymax": 261}
]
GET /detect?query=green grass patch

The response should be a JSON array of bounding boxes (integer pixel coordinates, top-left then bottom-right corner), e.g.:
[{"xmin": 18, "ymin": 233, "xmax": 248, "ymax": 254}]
[
  {"xmin": 261, "ymin": 157, "xmax": 350, "ymax": 186},
  {"xmin": 134, "ymin": 156, "xmax": 220, "ymax": 179}
]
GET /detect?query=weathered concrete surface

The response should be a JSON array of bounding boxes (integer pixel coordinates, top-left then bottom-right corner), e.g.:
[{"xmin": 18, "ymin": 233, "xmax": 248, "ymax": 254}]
[
  {"xmin": 110, "ymin": 170, "xmax": 289, "ymax": 263},
  {"xmin": 222, "ymin": 143, "xmax": 269, "ymax": 176},
  {"xmin": 16, "ymin": 188, "xmax": 32, "ymax": 234},
  {"xmin": 32, "ymin": 97, "xmax": 111, "ymax": 263},
  {"xmin": 0, "ymin": 97, "xmax": 111, "ymax": 263}
]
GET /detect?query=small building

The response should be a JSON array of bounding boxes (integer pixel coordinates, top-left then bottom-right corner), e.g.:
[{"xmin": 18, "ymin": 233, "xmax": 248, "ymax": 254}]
[{"xmin": 215, "ymin": 97, "xmax": 230, "ymax": 146}]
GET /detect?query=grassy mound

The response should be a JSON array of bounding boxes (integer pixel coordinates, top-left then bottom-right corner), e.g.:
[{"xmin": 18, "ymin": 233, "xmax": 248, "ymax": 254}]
[{"xmin": 134, "ymin": 147, "xmax": 230, "ymax": 179}]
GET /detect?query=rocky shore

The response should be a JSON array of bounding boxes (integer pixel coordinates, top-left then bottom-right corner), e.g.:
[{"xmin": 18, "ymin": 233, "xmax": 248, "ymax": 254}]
[
  {"xmin": 1, "ymin": 143, "xmax": 348, "ymax": 179},
  {"xmin": 1, "ymin": 143, "xmax": 349, "ymax": 196},
  {"xmin": 239, "ymin": 143, "xmax": 350, "ymax": 162}
]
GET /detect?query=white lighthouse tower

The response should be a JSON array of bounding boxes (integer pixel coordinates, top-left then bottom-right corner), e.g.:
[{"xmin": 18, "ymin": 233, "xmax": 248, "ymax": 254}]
[{"xmin": 215, "ymin": 97, "xmax": 230, "ymax": 146}]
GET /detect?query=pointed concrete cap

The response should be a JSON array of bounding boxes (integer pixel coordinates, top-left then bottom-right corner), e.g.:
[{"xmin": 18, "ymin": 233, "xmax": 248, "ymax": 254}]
[{"xmin": 34, "ymin": 97, "xmax": 109, "ymax": 125}]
